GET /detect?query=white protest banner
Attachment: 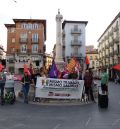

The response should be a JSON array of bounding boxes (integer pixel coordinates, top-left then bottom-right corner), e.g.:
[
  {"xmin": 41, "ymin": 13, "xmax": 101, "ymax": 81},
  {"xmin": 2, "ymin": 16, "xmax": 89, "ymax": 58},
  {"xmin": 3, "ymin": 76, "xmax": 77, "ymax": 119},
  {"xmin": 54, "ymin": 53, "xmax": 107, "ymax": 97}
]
[{"xmin": 35, "ymin": 77, "xmax": 84, "ymax": 99}]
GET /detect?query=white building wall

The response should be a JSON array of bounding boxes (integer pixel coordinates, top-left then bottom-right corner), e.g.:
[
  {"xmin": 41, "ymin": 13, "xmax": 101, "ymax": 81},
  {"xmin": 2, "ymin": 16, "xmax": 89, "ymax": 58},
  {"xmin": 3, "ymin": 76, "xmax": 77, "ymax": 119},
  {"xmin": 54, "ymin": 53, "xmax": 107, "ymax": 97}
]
[{"xmin": 64, "ymin": 23, "xmax": 86, "ymax": 59}]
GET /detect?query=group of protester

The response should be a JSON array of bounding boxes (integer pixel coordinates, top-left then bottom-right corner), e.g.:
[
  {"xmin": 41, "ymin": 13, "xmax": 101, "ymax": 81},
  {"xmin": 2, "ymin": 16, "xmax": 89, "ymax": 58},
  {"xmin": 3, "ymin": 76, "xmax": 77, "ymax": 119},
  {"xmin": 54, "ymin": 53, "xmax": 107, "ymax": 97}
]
[{"xmin": 0, "ymin": 60, "xmax": 109, "ymax": 105}]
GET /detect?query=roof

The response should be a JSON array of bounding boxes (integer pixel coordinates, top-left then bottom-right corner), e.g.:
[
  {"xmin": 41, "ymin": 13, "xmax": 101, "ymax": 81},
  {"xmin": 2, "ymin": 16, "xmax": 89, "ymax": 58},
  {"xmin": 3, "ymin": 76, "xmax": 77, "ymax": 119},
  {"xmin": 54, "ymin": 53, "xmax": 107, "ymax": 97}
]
[
  {"xmin": 4, "ymin": 24, "xmax": 15, "ymax": 27},
  {"xmin": 62, "ymin": 20, "xmax": 88, "ymax": 29},
  {"xmin": 98, "ymin": 12, "xmax": 120, "ymax": 42}
]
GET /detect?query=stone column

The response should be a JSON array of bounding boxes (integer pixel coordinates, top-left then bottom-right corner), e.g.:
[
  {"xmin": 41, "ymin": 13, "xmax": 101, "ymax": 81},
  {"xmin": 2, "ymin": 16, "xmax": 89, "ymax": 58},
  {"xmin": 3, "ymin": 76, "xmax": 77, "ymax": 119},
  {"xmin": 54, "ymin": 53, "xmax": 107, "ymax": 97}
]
[{"xmin": 55, "ymin": 9, "xmax": 64, "ymax": 70}]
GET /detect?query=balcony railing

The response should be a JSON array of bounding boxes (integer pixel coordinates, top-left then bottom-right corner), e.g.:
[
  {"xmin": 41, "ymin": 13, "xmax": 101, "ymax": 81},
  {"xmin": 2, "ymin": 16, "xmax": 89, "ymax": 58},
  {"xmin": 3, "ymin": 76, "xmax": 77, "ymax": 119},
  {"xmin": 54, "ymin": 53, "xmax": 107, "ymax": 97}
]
[
  {"xmin": 19, "ymin": 38, "xmax": 28, "ymax": 43},
  {"xmin": 31, "ymin": 38, "xmax": 39, "ymax": 43},
  {"xmin": 16, "ymin": 49, "xmax": 31, "ymax": 54},
  {"xmin": 71, "ymin": 40, "xmax": 82, "ymax": 46},
  {"xmin": 71, "ymin": 29, "xmax": 82, "ymax": 34},
  {"xmin": 114, "ymin": 49, "xmax": 119, "ymax": 55},
  {"xmin": 8, "ymin": 59, "xmax": 15, "ymax": 63},
  {"xmin": 105, "ymin": 54, "xmax": 109, "ymax": 58},
  {"xmin": 114, "ymin": 26, "xmax": 119, "ymax": 32},
  {"xmin": 113, "ymin": 33, "xmax": 119, "ymax": 43},
  {"xmin": 109, "ymin": 51, "xmax": 114, "ymax": 56},
  {"xmin": 71, "ymin": 53, "xmax": 82, "ymax": 57}
]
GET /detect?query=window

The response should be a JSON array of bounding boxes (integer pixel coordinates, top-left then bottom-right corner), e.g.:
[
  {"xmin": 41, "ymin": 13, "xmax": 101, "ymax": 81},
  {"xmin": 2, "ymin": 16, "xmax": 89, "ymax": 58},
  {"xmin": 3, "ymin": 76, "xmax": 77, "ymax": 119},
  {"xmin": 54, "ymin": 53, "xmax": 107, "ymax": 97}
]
[
  {"xmin": 12, "ymin": 48, "xmax": 15, "ymax": 52},
  {"xmin": 90, "ymin": 56, "xmax": 92, "ymax": 60},
  {"xmin": 32, "ymin": 33, "xmax": 38, "ymax": 42},
  {"xmin": 32, "ymin": 44, "xmax": 38, "ymax": 53},
  {"xmin": 74, "ymin": 47, "xmax": 78, "ymax": 55},
  {"xmin": 92, "ymin": 61, "xmax": 94, "ymax": 65},
  {"xmin": 33, "ymin": 23, "xmax": 38, "ymax": 29},
  {"xmin": 74, "ymin": 35, "xmax": 78, "ymax": 42},
  {"xmin": 12, "ymin": 38, "xmax": 15, "ymax": 43},
  {"xmin": 11, "ymin": 28, "xmax": 15, "ymax": 33},
  {"xmin": 20, "ymin": 33, "xmax": 27, "ymax": 42},
  {"xmin": 21, "ymin": 23, "xmax": 27, "ymax": 29},
  {"xmin": 28, "ymin": 23, "xmax": 32, "ymax": 29},
  {"xmin": 74, "ymin": 25, "xmax": 78, "ymax": 31},
  {"xmin": 20, "ymin": 45, "xmax": 27, "ymax": 53},
  {"xmin": 8, "ymin": 28, "xmax": 15, "ymax": 33}
]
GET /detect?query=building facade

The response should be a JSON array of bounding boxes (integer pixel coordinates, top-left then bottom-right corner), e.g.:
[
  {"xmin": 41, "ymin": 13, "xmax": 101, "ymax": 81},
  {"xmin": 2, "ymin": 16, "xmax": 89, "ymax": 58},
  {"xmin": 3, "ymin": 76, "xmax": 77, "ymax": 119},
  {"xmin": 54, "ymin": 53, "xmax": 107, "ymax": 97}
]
[
  {"xmin": 45, "ymin": 53, "xmax": 53, "ymax": 70},
  {"xmin": 5, "ymin": 19, "xmax": 46, "ymax": 74},
  {"xmin": 98, "ymin": 12, "xmax": 120, "ymax": 79},
  {"xmin": 62, "ymin": 20, "xmax": 88, "ymax": 68},
  {"xmin": 0, "ymin": 45, "xmax": 5, "ymax": 60},
  {"xmin": 86, "ymin": 45, "xmax": 99, "ymax": 77}
]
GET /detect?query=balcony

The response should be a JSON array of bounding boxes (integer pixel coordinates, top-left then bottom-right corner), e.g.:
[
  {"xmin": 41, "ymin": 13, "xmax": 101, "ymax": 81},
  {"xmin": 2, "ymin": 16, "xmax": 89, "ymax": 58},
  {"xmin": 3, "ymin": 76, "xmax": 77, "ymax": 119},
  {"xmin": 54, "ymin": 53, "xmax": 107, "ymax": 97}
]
[
  {"xmin": 16, "ymin": 49, "xmax": 31, "ymax": 54},
  {"xmin": 105, "ymin": 54, "xmax": 109, "ymax": 58},
  {"xmin": 109, "ymin": 51, "xmax": 114, "ymax": 56},
  {"xmin": 71, "ymin": 29, "xmax": 82, "ymax": 34},
  {"xmin": 114, "ymin": 49, "xmax": 119, "ymax": 55},
  {"xmin": 7, "ymin": 58, "xmax": 15, "ymax": 64},
  {"xmin": 71, "ymin": 40, "xmax": 82, "ymax": 46},
  {"xmin": 31, "ymin": 38, "xmax": 39, "ymax": 43},
  {"xmin": 114, "ymin": 26, "xmax": 119, "ymax": 32},
  {"xmin": 71, "ymin": 53, "xmax": 82, "ymax": 57},
  {"xmin": 109, "ymin": 30, "xmax": 113, "ymax": 36},
  {"xmin": 109, "ymin": 39, "xmax": 114, "ymax": 46},
  {"xmin": 105, "ymin": 40, "xmax": 109, "ymax": 48},
  {"xmin": 113, "ymin": 32, "xmax": 119, "ymax": 43},
  {"xmin": 19, "ymin": 38, "xmax": 28, "ymax": 43}
]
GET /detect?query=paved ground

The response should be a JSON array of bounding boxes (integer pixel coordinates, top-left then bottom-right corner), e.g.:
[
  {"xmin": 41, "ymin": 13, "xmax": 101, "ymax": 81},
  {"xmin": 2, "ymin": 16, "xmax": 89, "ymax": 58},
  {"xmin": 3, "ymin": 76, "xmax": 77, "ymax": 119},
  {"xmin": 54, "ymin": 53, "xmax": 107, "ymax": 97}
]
[{"xmin": 0, "ymin": 80, "xmax": 120, "ymax": 129}]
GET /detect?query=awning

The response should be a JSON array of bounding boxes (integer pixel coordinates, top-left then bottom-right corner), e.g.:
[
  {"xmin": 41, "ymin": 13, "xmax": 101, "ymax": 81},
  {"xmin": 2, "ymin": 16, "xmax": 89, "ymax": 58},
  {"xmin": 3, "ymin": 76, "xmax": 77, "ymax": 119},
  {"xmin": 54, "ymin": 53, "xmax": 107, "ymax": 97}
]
[{"xmin": 112, "ymin": 64, "xmax": 120, "ymax": 71}]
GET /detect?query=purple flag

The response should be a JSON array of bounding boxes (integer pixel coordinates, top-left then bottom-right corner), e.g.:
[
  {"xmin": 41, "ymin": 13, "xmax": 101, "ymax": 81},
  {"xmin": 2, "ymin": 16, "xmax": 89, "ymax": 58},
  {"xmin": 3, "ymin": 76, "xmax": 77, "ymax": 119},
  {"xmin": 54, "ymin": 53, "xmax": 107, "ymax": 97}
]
[{"xmin": 48, "ymin": 60, "xmax": 58, "ymax": 78}]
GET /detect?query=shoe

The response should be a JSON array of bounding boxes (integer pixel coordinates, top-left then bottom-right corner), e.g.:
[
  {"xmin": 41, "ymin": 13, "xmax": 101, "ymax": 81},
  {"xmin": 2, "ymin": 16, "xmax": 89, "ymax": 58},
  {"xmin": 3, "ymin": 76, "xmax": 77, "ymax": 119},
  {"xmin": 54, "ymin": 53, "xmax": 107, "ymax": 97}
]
[
  {"xmin": 24, "ymin": 99, "xmax": 28, "ymax": 104},
  {"xmin": 92, "ymin": 100, "xmax": 96, "ymax": 103},
  {"xmin": 1, "ymin": 99, "xmax": 5, "ymax": 105}
]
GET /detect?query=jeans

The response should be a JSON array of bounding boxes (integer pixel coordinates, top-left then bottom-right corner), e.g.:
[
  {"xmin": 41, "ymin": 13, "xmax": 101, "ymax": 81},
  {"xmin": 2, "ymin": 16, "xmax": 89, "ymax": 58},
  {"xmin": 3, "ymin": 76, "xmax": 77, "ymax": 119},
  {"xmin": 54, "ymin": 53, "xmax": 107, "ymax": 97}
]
[{"xmin": 23, "ymin": 83, "xmax": 30, "ymax": 103}]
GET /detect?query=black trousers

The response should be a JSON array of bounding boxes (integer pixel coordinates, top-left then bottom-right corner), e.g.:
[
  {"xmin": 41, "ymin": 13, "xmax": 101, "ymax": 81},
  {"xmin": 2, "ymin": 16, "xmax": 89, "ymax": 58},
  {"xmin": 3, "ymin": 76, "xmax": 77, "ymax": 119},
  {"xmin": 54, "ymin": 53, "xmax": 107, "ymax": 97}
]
[
  {"xmin": 85, "ymin": 86, "xmax": 95, "ymax": 101},
  {"xmin": 0, "ymin": 83, "xmax": 5, "ymax": 103},
  {"xmin": 101, "ymin": 84, "xmax": 108, "ymax": 92}
]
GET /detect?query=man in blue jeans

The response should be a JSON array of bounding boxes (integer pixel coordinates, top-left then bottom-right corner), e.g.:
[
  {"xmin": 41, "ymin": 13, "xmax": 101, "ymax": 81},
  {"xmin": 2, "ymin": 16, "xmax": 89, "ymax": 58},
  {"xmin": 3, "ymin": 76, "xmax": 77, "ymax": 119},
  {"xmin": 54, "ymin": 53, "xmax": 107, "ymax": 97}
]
[{"xmin": 21, "ymin": 72, "xmax": 31, "ymax": 104}]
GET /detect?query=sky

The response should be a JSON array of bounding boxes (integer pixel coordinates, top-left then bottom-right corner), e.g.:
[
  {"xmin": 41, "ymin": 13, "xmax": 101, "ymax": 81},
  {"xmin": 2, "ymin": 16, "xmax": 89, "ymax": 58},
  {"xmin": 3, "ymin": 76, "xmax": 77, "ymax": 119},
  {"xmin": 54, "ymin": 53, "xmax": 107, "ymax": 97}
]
[{"xmin": 0, "ymin": 0, "xmax": 120, "ymax": 53}]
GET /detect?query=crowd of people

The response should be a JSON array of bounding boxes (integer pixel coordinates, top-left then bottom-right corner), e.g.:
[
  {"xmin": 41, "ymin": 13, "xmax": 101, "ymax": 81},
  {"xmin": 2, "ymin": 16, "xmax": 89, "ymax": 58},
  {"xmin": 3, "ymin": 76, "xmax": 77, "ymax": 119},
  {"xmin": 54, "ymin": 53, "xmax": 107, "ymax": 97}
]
[
  {"xmin": 20, "ymin": 66, "xmax": 97, "ymax": 104},
  {"xmin": 0, "ymin": 62, "xmax": 109, "ymax": 105}
]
